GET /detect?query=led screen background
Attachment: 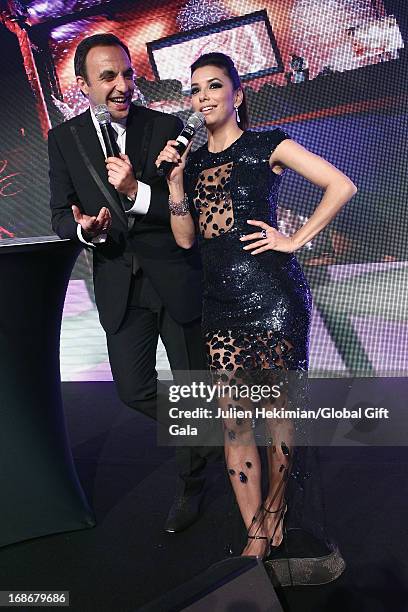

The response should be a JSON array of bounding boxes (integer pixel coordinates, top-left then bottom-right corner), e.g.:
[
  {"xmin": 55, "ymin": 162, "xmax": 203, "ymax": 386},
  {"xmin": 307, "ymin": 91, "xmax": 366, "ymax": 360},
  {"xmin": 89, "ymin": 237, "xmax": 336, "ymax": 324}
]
[{"xmin": 0, "ymin": 0, "xmax": 407, "ymax": 379}]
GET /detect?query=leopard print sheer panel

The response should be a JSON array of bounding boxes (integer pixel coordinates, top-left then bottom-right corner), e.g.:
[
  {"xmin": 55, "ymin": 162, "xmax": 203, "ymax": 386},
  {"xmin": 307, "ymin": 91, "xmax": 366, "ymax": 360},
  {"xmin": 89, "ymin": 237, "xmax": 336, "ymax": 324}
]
[{"xmin": 193, "ymin": 163, "xmax": 234, "ymax": 238}]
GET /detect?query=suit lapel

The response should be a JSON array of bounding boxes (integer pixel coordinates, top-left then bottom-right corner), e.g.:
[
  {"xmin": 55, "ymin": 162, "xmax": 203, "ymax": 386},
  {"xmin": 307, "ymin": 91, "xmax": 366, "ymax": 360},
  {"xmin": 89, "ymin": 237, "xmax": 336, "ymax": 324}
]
[
  {"xmin": 77, "ymin": 109, "xmax": 106, "ymax": 176},
  {"xmin": 125, "ymin": 104, "xmax": 153, "ymax": 180}
]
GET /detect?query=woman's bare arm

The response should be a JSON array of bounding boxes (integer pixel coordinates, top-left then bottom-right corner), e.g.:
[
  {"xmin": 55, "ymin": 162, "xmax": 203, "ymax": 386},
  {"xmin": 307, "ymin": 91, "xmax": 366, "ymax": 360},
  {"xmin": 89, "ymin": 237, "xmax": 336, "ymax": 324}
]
[
  {"xmin": 270, "ymin": 139, "xmax": 357, "ymax": 250},
  {"xmin": 155, "ymin": 140, "xmax": 196, "ymax": 249}
]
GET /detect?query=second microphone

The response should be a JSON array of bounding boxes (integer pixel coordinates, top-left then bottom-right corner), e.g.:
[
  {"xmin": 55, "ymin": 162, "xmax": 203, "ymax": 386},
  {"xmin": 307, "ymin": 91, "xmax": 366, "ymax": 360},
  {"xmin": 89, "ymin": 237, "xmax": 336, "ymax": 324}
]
[{"xmin": 156, "ymin": 112, "xmax": 205, "ymax": 177}]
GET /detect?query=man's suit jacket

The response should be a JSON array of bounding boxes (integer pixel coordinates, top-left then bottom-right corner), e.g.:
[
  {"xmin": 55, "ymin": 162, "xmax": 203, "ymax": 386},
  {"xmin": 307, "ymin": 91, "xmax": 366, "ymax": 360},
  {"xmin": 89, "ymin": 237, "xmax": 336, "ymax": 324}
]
[{"xmin": 48, "ymin": 103, "xmax": 203, "ymax": 334}]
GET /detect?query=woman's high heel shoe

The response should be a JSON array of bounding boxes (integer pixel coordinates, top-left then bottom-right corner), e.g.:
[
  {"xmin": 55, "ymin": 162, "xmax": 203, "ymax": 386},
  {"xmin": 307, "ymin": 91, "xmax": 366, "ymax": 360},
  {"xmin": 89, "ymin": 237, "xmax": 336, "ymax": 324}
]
[
  {"xmin": 244, "ymin": 502, "xmax": 287, "ymax": 559},
  {"xmin": 262, "ymin": 501, "xmax": 287, "ymax": 550},
  {"xmin": 243, "ymin": 511, "xmax": 271, "ymax": 559},
  {"xmin": 245, "ymin": 533, "xmax": 269, "ymax": 554}
]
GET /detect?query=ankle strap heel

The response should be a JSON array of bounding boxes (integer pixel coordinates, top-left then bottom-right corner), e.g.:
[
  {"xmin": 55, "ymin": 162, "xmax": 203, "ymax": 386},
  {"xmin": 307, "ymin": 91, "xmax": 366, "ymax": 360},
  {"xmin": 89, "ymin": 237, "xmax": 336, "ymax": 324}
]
[
  {"xmin": 262, "ymin": 501, "xmax": 286, "ymax": 514},
  {"xmin": 246, "ymin": 534, "xmax": 268, "ymax": 541}
]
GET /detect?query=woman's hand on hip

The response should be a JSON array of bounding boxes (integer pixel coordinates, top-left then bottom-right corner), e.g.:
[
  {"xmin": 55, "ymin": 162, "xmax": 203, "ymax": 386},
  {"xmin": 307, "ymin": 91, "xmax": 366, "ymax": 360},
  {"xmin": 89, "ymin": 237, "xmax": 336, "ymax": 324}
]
[{"xmin": 240, "ymin": 220, "xmax": 299, "ymax": 254}]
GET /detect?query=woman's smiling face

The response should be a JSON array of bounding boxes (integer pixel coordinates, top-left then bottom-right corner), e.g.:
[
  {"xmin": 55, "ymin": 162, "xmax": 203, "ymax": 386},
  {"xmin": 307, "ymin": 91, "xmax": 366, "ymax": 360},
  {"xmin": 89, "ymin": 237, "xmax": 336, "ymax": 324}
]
[{"xmin": 191, "ymin": 65, "xmax": 242, "ymax": 128}]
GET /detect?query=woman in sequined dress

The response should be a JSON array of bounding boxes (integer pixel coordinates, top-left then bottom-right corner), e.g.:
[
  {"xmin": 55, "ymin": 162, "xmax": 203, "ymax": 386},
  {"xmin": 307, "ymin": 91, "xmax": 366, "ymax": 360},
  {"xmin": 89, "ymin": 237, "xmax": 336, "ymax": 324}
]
[{"xmin": 156, "ymin": 53, "xmax": 357, "ymax": 558}]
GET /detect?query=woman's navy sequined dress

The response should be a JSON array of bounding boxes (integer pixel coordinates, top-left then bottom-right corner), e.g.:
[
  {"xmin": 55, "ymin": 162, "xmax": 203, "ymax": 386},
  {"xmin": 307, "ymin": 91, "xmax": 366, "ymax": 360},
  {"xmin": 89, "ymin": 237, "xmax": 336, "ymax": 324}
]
[
  {"xmin": 184, "ymin": 130, "xmax": 333, "ymax": 570},
  {"xmin": 185, "ymin": 129, "xmax": 312, "ymax": 373}
]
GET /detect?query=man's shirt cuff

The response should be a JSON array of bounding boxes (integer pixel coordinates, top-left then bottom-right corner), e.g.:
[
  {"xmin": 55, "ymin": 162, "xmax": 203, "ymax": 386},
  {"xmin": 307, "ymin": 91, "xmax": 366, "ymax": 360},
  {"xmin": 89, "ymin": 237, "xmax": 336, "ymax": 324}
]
[
  {"xmin": 77, "ymin": 223, "xmax": 107, "ymax": 246},
  {"xmin": 126, "ymin": 181, "xmax": 151, "ymax": 216}
]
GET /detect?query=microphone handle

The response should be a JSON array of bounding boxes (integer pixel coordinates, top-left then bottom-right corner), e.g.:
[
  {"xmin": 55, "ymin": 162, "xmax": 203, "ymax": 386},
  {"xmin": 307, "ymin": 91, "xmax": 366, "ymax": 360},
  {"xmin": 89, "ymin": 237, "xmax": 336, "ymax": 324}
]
[
  {"xmin": 99, "ymin": 122, "xmax": 129, "ymax": 215},
  {"xmin": 156, "ymin": 141, "xmax": 186, "ymax": 177},
  {"xmin": 100, "ymin": 123, "xmax": 120, "ymax": 158}
]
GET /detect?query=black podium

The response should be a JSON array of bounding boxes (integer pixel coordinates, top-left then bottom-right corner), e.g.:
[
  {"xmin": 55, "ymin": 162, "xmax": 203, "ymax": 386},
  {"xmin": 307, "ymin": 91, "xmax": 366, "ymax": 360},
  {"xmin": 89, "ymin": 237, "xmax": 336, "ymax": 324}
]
[{"xmin": 0, "ymin": 236, "xmax": 95, "ymax": 547}]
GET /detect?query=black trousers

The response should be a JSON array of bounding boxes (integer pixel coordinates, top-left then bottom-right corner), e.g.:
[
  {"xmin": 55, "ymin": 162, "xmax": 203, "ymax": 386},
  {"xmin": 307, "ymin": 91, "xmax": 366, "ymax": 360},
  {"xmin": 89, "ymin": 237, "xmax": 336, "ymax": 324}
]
[{"xmin": 106, "ymin": 270, "xmax": 220, "ymax": 494}]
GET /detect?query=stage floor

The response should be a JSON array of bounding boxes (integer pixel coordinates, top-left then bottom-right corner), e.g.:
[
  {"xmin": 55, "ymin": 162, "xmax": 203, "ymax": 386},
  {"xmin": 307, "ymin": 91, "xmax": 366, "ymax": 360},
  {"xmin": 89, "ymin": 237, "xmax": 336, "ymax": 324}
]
[{"xmin": 0, "ymin": 382, "xmax": 407, "ymax": 611}]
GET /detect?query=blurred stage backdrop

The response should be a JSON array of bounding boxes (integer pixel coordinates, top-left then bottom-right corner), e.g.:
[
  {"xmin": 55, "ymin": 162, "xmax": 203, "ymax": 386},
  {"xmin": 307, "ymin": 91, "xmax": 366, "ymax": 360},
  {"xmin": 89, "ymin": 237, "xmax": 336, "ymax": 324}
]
[{"xmin": 0, "ymin": 0, "xmax": 407, "ymax": 379}]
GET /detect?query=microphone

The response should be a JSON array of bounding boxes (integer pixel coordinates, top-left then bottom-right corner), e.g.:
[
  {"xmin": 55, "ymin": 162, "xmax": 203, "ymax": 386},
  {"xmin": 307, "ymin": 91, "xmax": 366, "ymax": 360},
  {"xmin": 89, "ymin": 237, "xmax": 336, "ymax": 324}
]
[
  {"xmin": 156, "ymin": 112, "xmax": 205, "ymax": 177},
  {"xmin": 94, "ymin": 104, "xmax": 132, "ymax": 219},
  {"xmin": 94, "ymin": 104, "xmax": 121, "ymax": 158}
]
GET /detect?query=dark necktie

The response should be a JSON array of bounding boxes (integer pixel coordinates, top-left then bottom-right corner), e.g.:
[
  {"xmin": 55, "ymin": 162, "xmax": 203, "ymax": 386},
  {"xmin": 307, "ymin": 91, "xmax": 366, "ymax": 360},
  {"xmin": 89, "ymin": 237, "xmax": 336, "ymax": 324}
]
[
  {"xmin": 106, "ymin": 124, "xmax": 136, "ymax": 235},
  {"xmin": 107, "ymin": 123, "xmax": 121, "ymax": 157},
  {"xmin": 109, "ymin": 124, "xmax": 139, "ymax": 273}
]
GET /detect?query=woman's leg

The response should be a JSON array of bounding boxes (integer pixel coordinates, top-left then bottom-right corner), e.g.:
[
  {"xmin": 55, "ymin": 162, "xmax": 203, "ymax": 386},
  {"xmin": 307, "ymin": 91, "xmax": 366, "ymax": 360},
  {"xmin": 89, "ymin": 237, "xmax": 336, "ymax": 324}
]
[
  {"xmin": 263, "ymin": 417, "xmax": 294, "ymax": 546},
  {"xmin": 221, "ymin": 402, "xmax": 271, "ymax": 557},
  {"xmin": 256, "ymin": 336, "xmax": 296, "ymax": 549},
  {"xmin": 206, "ymin": 329, "xmax": 296, "ymax": 557},
  {"xmin": 206, "ymin": 331, "xmax": 267, "ymax": 556}
]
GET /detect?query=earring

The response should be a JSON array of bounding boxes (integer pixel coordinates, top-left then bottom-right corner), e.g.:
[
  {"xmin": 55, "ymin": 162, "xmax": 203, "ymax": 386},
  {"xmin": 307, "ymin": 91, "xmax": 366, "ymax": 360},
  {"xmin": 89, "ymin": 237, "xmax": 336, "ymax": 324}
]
[{"xmin": 234, "ymin": 105, "xmax": 240, "ymax": 123}]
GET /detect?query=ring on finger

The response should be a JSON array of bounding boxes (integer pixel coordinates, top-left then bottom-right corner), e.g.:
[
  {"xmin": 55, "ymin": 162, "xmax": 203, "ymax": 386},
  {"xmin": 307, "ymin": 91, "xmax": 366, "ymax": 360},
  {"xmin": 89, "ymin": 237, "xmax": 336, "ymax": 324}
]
[{"xmin": 261, "ymin": 228, "xmax": 268, "ymax": 239}]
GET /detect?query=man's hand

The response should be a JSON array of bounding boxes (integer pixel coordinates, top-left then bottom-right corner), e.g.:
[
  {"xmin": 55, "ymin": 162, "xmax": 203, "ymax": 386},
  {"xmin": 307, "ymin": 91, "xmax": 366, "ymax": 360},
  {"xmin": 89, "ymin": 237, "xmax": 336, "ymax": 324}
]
[
  {"xmin": 72, "ymin": 204, "xmax": 112, "ymax": 239},
  {"xmin": 105, "ymin": 153, "xmax": 138, "ymax": 198}
]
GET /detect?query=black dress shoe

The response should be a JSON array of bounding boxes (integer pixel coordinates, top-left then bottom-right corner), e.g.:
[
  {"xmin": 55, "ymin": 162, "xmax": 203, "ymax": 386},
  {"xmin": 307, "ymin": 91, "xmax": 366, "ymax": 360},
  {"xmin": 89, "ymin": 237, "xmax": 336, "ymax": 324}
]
[{"xmin": 164, "ymin": 489, "xmax": 204, "ymax": 533}]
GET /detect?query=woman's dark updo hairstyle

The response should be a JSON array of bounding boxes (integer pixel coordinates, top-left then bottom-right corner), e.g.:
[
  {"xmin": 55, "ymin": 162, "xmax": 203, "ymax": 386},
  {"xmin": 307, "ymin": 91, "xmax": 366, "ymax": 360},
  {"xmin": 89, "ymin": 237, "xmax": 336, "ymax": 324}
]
[{"xmin": 190, "ymin": 52, "xmax": 249, "ymax": 130}]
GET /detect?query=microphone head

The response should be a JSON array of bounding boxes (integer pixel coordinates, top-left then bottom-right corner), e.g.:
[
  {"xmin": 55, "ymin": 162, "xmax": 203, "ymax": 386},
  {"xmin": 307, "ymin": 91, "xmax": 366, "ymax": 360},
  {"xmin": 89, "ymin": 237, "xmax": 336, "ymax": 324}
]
[
  {"xmin": 187, "ymin": 112, "xmax": 205, "ymax": 131},
  {"xmin": 94, "ymin": 104, "xmax": 111, "ymax": 124}
]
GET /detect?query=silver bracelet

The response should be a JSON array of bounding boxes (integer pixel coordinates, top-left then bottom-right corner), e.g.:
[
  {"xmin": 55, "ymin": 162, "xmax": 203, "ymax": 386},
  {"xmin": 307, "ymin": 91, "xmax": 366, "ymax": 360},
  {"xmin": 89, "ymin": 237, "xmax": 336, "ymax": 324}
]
[{"xmin": 169, "ymin": 193, "xmax": 189, "ymax": 216}]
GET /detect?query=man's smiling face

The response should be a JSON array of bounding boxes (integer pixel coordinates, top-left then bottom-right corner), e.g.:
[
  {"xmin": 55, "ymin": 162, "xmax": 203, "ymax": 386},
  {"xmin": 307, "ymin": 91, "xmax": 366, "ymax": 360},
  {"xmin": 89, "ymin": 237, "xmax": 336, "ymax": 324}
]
[{"xmin": 77, "ymin": 44, "xmax": 135, "ymax": 120}]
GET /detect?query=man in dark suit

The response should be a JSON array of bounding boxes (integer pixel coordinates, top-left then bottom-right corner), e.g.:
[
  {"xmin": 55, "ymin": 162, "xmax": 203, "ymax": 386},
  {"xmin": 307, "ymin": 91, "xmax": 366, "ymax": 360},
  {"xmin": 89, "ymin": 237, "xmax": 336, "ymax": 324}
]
[{"xmin": 48, "ymin": 33, "xmax": 215, "ymax": 532}]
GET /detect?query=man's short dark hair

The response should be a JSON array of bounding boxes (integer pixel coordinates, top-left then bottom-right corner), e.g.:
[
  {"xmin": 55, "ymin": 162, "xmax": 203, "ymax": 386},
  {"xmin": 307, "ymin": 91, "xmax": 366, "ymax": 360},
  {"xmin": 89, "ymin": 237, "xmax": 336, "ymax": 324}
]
[{"xmin": 74, "ymin": 33, "xmax": 131, "ymax": 82}]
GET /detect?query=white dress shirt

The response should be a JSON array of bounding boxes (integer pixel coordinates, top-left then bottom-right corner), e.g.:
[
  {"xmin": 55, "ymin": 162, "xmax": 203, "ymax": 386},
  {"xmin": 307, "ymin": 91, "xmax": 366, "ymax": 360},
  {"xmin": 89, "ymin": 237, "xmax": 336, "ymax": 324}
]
[{"xmin": 77, "ymin": 106, "xmax": 151, "ymax": 246}]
